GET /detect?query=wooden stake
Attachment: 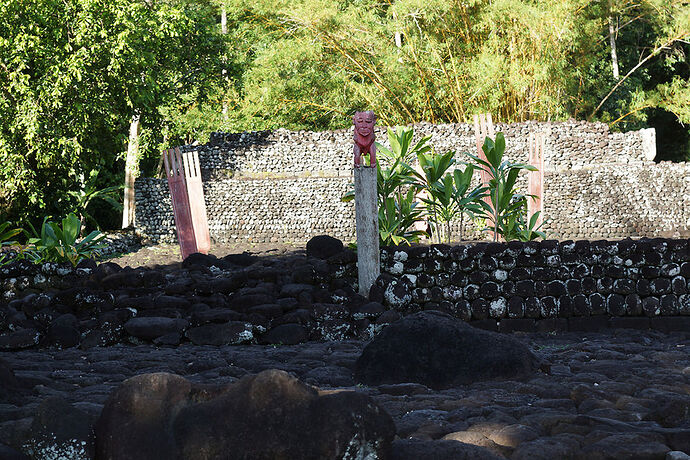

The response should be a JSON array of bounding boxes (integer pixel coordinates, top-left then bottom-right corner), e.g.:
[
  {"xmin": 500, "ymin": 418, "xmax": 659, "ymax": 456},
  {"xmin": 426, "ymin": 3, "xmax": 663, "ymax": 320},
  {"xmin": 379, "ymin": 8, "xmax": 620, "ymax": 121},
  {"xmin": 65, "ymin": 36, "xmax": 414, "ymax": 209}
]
[
  {"xmin": 122, "ymin": 114, "xmax": 140, "ymax": 229},
  {"xmin": 354, "ymin": 167, "xmax": 380, "ymax": 296}
]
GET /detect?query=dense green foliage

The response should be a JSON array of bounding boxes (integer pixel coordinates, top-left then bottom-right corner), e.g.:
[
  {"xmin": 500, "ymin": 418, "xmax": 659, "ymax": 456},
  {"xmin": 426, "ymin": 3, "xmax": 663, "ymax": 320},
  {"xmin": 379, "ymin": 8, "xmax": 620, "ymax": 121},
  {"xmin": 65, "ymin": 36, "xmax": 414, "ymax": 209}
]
[
  {"xmin": 23, "ymin": 213, "xmax": 105, "ymax": 265},
  {"xmin": 467, "ymin": 133, "xmax": 546, "ymax": 242},
  {"xmin": 0, "ymin": 0, "xmax": 223, "ymax": 228},
  {"xmin": 343, "ymin": 127, "xmax": 541, "ymax": 244},
  {"xmin": 1, "ymin": 0, "xmax": 688, "ymax": 229}
]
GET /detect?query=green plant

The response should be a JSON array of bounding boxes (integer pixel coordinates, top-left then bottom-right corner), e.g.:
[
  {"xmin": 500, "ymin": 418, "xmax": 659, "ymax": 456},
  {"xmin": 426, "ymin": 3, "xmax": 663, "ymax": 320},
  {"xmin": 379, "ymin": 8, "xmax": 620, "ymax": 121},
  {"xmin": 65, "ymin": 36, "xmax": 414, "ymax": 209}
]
[
  {"xmin": 409, "ymin": 150, "xmax": 486, "ymax": 243},
  {"xmin": 0, "ymin": 222, "xmax": 22, "ymax": 247},
  {"xmin": 343, "ymin": 126, "xmax": 430, "ymax": 246},
  {"xmin": 378, "ymin": 188, "xmax": 426, "ymax": 246},
  {"xmin": 67, "ymin": 170, "xmax": 123, "ymax": 232},
  {"xmin": 25, "ymin": 213, "xmax": 105, "ymax": 266},
  {"xmin": 503, "ymin": 208, "xmax": 546, "ymax": 242},
  {"xmin": 0, "ymin": 222, "xmax": 23, "ymax": 266},
  {"xmin": 466, "ymin": 133, "xmax": 545, "ymax": 242}
]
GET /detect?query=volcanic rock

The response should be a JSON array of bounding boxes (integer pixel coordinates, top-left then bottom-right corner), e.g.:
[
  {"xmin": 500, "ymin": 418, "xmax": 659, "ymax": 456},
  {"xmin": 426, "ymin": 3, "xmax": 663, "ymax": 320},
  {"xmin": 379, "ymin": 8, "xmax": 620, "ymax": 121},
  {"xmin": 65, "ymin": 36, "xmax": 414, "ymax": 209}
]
[
  {"xmin": 306, "ymin": 235, "xmax": 343, "ymax": 260},
  {"xmin": 355, "ymin": 311, "xmax": 540, "ymax": 389},
  {"xmin": 96, "ymin": 370, "xmax": 395, "ymax": 460}
]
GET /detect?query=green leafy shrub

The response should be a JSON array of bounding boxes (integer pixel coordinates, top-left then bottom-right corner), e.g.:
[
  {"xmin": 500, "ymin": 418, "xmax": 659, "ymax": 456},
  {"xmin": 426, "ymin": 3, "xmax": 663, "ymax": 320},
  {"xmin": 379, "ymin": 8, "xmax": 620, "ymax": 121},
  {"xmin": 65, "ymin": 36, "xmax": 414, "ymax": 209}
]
[
  {"xmin": 344, "ymin": 126, "xmax": 491, "ymax": 245},
  {"xmin": 0, "ymin": 222, "xmax": 21, "ymax": 247},
  {"xmin": 25, "ymin": 213, "xmax": 105, "ymax": 266},
  {"xmin": 67, "ymin": 170, "xmax": 123, "ymax": 232},
  {"xmin": 466, "ymin": 133, "xmax": 545, "ymax": 242},
  {"xmin": 343, "ymin": 126, "xmax": 430, "ymax": 246},
  {"xmin": 0, "ymin": 222, "xmax": 23, "ymax": 266},
  {"xmin": 409, "ymin": 150, "xmax": 486, "ymax": 243}
]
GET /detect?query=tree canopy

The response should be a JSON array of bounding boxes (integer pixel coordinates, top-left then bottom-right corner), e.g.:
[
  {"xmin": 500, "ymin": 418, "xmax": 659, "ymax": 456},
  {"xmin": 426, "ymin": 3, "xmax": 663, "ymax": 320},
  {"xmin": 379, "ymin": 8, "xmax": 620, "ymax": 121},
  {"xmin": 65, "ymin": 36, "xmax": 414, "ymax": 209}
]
[{"xmin": 0, "ymin": 0, "xmax": 688, "ymax": 228}]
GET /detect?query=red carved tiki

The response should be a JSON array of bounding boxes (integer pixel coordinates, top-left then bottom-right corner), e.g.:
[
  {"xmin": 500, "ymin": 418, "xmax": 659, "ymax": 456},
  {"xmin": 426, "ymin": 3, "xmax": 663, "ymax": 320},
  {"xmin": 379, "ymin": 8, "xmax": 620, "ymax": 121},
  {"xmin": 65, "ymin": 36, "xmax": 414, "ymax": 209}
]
[{"xmin": 353, "ymin": 111, "xmax": 377, "ymax": 167}]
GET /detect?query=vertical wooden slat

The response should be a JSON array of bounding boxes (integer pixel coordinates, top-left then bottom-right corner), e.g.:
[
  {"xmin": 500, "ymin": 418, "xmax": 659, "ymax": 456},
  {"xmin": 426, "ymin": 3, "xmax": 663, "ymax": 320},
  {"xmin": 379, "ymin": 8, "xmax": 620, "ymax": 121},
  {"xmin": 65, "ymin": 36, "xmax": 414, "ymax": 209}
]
[
  {"xmin": 183, "ymin": 149, "xmax": 211, "ymax": 254},
  {"xmin": 473, "ymin": 113, "xmax": 496, "ymax": 239},
  {"xmin": 122, "ymin": 114, "xmax": 140, "ymax": 229},
  {"xmin": 528, "ymin": 132, "xmax": 545, "ymax": 228},
  {"xmin": 163, "ymin": 148, "xmax": 197, "ymax": 260}
]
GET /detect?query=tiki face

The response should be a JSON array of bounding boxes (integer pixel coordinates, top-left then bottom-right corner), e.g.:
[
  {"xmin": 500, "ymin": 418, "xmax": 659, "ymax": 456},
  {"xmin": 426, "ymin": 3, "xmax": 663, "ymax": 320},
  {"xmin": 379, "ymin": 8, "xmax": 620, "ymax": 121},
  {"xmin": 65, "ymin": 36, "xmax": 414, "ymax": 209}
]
[{"xmin": 353, "ymin": 111, "xmax": 376, "ymax": 139}]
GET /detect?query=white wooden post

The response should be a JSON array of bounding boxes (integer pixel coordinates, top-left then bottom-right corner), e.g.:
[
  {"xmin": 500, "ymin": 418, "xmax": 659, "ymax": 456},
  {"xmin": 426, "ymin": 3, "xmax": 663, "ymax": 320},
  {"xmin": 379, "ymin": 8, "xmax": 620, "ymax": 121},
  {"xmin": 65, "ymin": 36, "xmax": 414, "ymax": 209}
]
[
  {"xmin": 354, "ymin": 167, "xmax": 380, "ymax": 296},
  {"xmin": 122, "ymin": 114, "xmax": 140, "ymax": 229}
]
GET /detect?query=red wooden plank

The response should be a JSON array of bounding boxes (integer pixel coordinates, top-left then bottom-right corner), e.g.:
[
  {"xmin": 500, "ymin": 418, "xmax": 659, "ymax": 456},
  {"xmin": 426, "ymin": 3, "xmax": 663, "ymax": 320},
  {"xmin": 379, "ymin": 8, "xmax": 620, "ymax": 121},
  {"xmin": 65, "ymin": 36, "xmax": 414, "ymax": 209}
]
[
  {"xmin": 182, "ymin": 149, "xmax": 211, "ymax": 254},
  {"xmin": 163, "ymin": 148, "xmax": 198, "ymax": 260}
]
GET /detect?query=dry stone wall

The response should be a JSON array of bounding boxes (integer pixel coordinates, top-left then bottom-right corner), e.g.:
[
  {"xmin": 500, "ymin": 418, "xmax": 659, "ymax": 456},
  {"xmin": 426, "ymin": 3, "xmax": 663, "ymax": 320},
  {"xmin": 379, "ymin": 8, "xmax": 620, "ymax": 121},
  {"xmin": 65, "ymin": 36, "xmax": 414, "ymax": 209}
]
[
  {"xmin": 364, "ymin": 238, "xmax": 690, "ymax": 333},
  {"xmin": 135, "ymin": 120, "xmax": 689, "ymax": 244}
]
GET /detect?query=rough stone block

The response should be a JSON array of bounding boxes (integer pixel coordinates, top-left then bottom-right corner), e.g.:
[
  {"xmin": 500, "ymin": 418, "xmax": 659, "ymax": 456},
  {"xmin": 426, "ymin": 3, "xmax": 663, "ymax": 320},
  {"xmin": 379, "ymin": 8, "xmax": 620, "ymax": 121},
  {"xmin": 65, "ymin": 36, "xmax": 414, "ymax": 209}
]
[
  {"xmin": 642, "ymin": 296, "xmax": 661, "ymax": 317},
  {"xmin": 589, "ymin": 293, "xmax": 606, "ymax": 315},
  {"xmin": 470, "ymin": 298, "xmax": 489, "ymax": 320},
  {"xmin": 650, "ymin": 316, "xmax": 690, "ymax": 332},
  {"xmin": 524, "ymin": 297, "xmax": 541, "ymax": 319},
  {"xmin": 499, "ymin": 318, "xmax": 536, "ymax": 333},
  {"xmin": 540, "ymin": 296, "xmax": 559, "ymax": 318},
  {"xmin": 609, "ymin": 317, "xmax": 650, "ymax": 330},
  {"xmin": 625, "ymin": 294, "xmax": 643, "ymax": 316},
  {"xmin": 606, "ymin": 294, "xmax": 626, "ymax": 316},
  {"xmin": 507, "ymin": 296, "xmax": 525, "ymax": 318},
  {"xmin": 568, "ymin": 316, "xmax": 609, "ymax": 332}
]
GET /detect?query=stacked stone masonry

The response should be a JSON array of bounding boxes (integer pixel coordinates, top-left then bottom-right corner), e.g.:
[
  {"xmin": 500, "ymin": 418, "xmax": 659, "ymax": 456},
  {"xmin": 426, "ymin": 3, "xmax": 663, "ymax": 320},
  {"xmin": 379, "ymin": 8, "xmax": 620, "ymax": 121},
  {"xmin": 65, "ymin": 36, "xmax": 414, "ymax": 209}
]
[
  {"xmin": 135, "ymin": 120, "xmax": 690, "ymax": 244},
  {"xmin": 1, "ymin": 239, "xmax": 688, "ymax": 338},
  {"xmin": 367, "ymin": 238, "xmax": 690, "ymax": 332}
]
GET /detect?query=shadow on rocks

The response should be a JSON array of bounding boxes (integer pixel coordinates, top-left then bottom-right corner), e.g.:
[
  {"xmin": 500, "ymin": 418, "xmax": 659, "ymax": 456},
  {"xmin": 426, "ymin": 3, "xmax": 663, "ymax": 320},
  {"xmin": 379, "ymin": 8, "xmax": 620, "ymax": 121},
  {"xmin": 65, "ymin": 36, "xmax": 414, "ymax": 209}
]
[
  {"xmin": 96, "ymin": 369, "xmax": 395, "ymax": 460},
  {"xmin": 355, "ymin": 311, "xmax": 541, "ymax": 389}
]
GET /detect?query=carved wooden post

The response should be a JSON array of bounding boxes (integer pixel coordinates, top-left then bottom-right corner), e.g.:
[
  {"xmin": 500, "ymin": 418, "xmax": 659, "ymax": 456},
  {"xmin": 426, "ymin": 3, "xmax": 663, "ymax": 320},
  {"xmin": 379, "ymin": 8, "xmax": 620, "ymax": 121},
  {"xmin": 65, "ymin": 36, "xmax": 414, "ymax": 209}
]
[
  {"xmin": 162, "ymin": 148, "xmax": 197, "ymax": 260},
  {"xmin": 353, "ymin": 111, "xmax": 380, "ymax": 295},
  {"xmin": 528, "ymin": 132, "xmax": 545, "ymax": 227},
  {"xmin": 354, "ymin": 167, "xmax": 380, "ymax": 296}
]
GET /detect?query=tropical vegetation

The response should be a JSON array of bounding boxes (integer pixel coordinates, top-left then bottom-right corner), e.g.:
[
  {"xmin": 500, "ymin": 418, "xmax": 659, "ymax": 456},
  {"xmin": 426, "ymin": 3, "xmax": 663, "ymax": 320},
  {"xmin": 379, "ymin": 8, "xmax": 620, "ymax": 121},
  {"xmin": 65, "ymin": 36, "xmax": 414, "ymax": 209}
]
[
  {"xmin": 343, "ymin": 126, "xmax": 544, "ymax": 245},
  {"xmin": 1, "ymin": 0, "xmax": 688, "ymax": 231}
]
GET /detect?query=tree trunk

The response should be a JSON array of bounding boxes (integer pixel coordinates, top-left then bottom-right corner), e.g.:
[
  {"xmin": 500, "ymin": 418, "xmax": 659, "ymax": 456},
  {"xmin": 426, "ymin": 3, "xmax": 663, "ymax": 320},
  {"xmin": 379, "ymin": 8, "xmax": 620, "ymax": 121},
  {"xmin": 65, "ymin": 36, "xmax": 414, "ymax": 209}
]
[
  {"xmin": 122, "ymin": 114, "xmax": 140, "ymax": 229},
  {"xmin": 221, "ymin": 5, "xmax": 228, "ymax": 121},
  {"xmin": 608, "ymin": 14, "xmax": 620, "ymax": 80}
]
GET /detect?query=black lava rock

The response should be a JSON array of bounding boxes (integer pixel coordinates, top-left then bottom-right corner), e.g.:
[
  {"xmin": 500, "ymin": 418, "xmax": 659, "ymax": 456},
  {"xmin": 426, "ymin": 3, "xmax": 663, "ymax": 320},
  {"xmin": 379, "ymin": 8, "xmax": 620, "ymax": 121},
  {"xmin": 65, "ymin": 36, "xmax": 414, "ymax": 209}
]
[{"xmin": 355, "ymin": 311, "xmax": 540, "ymax": 389}]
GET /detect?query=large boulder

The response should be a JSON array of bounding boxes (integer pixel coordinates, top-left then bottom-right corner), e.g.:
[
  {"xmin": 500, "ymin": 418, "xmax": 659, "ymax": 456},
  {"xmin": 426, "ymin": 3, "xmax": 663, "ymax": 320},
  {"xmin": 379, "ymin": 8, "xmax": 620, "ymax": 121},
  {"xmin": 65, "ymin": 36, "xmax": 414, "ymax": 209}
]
[
  {"xmin": 306, "ymin": 235, "xmax": 343, "ymax": 260},
  {"xmin": 96, "ymin": 369, "xmax": 395, "ymax": 460},
  {"xmin": 0, "ymin": 357, "xmax": 21, "ymax": 403},
  {"xmin": 95, "ymin": 373, "xmax": 196, "ymax": 460},
  {"xmin": 24, "ymin": 397, "xmax": 95, "ymax": 460},
  {"xmin": 355, "ymin": 311, "xmax": 540, "ymax": 389}
]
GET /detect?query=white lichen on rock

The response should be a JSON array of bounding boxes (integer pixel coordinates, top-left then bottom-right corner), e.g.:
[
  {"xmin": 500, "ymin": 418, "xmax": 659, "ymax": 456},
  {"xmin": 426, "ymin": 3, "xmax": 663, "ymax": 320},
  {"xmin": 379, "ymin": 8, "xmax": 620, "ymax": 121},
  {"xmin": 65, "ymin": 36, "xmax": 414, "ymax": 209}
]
[
  {"xmin": 23, "ymin": 437, "xmax": 89, "ymax": 460},
  {"xmin": 388, "ymin": 261, "xmax": 404, "ymax": 275},
  {"xmin": 402, "ymin": 274, "xmax": 417, "ymax": 287},
  {"xmin": 393, "ymin": 251, "xmax": 408, "ymax": 262},
  {"xmin": 490, "ymin": 298, "xmax": 507, "ymax": 318},
  {"xmin": 341, "ymin": 433, "xmax": 380, "ymax": 460},
  {"xmin": 493, "ymin": 269, "xmax": 508, "ymax": 282}
]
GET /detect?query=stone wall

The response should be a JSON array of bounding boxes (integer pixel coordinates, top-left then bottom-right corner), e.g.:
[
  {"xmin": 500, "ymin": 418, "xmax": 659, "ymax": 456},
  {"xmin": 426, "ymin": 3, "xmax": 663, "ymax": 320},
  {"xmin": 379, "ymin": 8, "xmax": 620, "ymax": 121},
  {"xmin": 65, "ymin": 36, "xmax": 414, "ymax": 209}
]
[
  {"xmin": 135, "ymin": 120, "xmax": 690, "ymax": 244},
  {"xmin": 358, "ymin": 238, "xmax": 690, "ymax": 333}
]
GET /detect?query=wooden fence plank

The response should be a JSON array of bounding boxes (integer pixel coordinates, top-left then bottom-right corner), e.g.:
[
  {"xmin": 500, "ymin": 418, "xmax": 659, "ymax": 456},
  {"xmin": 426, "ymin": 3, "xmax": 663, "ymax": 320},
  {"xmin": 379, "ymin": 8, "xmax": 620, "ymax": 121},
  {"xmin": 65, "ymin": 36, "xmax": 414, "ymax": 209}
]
[
  {"xmin": 182, "ymin": 148, "xmax": 211, "ymax": 254},
  {"xmin": 163, "ymin": 148, "xmax": 197, "ymax": 260},
  {"xmin": 528, "ymin": 132, "xmax": 545, "ymax": 228}
]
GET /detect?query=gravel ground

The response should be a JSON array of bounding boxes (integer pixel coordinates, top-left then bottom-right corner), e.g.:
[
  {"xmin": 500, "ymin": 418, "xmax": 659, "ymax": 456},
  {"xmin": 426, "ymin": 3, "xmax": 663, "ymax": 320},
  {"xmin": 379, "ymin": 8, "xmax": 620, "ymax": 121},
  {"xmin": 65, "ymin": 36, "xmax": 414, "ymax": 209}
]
[{"xmin": 1, "ymin": 328, "xmax": 689, "ymax": 459}]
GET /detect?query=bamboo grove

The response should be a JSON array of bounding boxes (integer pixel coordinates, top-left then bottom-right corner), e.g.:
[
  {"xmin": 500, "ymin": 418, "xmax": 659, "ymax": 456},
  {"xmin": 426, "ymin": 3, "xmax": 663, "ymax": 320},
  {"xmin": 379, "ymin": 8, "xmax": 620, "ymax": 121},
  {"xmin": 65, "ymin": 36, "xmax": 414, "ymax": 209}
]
[{"xmin": 0, "ymin": 0, "xmax": 688, "ymax": 228}]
